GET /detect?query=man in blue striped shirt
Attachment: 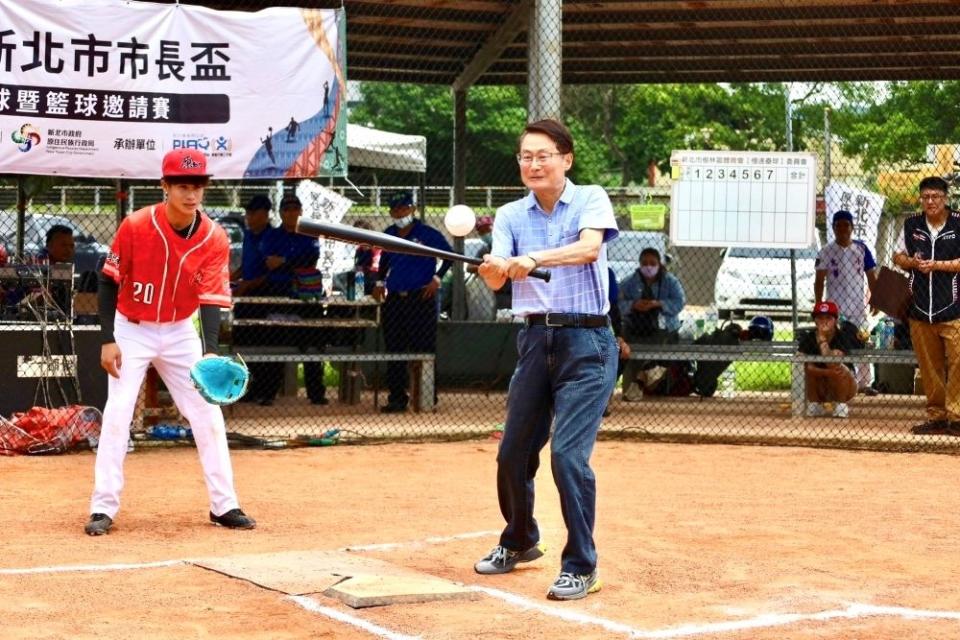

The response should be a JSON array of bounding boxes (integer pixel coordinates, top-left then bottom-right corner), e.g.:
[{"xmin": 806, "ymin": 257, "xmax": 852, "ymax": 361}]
[{"xmin": 475, "ymin": 119, "xmax": 619, "ymax": 601}]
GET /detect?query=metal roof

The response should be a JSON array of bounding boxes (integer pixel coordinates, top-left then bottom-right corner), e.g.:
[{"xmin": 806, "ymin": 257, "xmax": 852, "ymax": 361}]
[{"xmin": 174, "ymin": 1, "xmax": 960, "ymax": 85}]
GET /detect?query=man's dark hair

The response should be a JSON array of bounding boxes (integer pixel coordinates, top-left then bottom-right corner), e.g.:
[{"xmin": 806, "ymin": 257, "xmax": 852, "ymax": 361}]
[
  {"xmin": 162, "ymin": 175, "xmax": 210, "ymax": 187},
  {"xmin": 46, "ymin": 224, "xmax": 74, "ymax": 247},
  {"xmin": 919, "ymin": 176, "xmax": 949, "ymax": 194},
  {"xmin": 519, "ymin": 119, "xmax": 574, "ymax": 155},
  {"xmin": 639, "ymin": 247, "xmax": 662, "ymax": 263},
  {"xmin": 245, "ymin": 194, "xmax": 272, "ymax": 212}
]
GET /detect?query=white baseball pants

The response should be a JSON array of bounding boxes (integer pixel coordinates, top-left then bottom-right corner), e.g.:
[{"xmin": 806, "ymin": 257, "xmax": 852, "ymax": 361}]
[{"xmin": 89, "ymin": 313, "xmax": 240, "ymax": 519}]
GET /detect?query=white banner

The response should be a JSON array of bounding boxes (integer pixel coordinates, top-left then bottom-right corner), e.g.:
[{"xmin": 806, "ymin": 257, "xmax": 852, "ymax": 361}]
[
  {"xmin": 0, "ymin": 0, "xmax": 346, "ymax": 179},
  {"xmin": 295, "ymin": 180, "xmax": 355, "ymax": 277},
  {"xmin": 824, "ymin": 182, "xmax": 885, "ymax": 253}
]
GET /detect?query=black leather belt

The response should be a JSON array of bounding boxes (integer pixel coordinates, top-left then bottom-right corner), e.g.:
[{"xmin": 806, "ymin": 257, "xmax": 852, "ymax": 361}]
[{"xmin": 524, "ymin": 313, "xmax": 609, "ymax": 328}]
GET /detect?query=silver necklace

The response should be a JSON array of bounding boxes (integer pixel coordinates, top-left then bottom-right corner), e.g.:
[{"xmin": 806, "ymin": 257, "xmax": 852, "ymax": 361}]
[{"xmin": 181, "ymin": 212, "xmax": 199, "ymax": 240}]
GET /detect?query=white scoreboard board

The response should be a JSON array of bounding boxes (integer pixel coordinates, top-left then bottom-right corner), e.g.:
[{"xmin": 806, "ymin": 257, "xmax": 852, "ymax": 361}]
[{"xmin": 669, "ymin": 150, "xmax": 817, "ymax": 248}]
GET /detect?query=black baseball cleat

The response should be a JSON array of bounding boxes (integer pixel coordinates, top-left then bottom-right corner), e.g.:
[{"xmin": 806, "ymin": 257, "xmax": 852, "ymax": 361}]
[
  {"xmin": 209, "ymin": 508, "xmax": 256, "ymax": 529},
  {"xmin": 85, "ymin": 513, "xmax": 113, "ymax": 536},
  {"xmin": 911, "ymin": 420, "xmax": 951, "ymax": 435}
]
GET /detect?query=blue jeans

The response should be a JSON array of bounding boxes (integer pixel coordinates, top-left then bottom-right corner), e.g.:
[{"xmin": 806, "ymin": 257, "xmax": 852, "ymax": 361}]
[{"xmin": 496, "ymin": 324, "xmax": 617, "ymax": 574}]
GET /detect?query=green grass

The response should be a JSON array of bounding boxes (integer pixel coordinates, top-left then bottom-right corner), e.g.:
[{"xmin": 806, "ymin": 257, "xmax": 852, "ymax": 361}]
[
  {"xmin": 733, "ymin": 361, "xmax": 792, "ymax": 391},
  {"xmin": 296, "ymin": 363, "xmax": 340, "ymax": 388},
  {"xmin": 734, "ymin": 327, "xmax": 796, "ymax": 392}
]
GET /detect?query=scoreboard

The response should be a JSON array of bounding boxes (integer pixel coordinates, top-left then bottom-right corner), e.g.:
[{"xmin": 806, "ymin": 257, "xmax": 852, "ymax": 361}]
[{"xmin": 669, "ymin": 150, "xmax": 817, "ymax": 248}]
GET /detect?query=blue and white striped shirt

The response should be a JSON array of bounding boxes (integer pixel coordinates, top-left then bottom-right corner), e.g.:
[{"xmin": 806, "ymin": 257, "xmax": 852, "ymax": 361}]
[{"xmin": 491, "ymin": 180, "xmax": 619, "ymax": 316}]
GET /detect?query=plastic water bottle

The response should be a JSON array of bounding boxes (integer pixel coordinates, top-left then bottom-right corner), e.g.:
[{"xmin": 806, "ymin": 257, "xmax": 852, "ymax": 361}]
[
  {"xmin": 882, "ymin": 318, "xmax": 896, "ymax": 349},
  {"xmin": 147, "ymin": 424, "xmax": 190, "ymax": 440},
  {"xmin": 703, "ymin": 304, "xmax": 719, "ymax": 337},
  {"xmin": 354, "ymin": 268, "xmax": 365, "ymax": 299},
  {"xmin": 719, "ymin": 366, "xmax": 736, "ymax": 398},
  {"xmin": 322, "ymin": 273, "xmax": 334, "ymax": 298}
]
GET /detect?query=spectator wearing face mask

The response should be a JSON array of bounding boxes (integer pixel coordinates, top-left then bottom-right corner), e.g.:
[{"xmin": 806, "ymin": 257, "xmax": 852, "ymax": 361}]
[
  {"xmin": 373, "ymin": 191, "xmax": 453, "ymax": 413},
  {"xmin": 617, "ymin": 246, "xmax": 686, "ymax": 401}
]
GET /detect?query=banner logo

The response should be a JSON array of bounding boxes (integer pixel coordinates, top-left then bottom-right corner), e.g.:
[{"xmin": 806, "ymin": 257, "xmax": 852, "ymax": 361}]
[
  {"xmin": 172, "ymin": 135, "xmax": 209, "ymax": 151},
  {"xmin": 10, "ymin": 124, "xmax": 41, "ymax": 152}
]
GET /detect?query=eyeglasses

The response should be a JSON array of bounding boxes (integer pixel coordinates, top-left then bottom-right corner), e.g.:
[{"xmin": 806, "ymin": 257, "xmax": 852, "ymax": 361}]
[
  {"xmin": 920, "ymin": 193, "xmax": 946, "ymax": 202},
  {"xmin": 516, "ymin": 152, "xmax": 564, "ymax": 166}
]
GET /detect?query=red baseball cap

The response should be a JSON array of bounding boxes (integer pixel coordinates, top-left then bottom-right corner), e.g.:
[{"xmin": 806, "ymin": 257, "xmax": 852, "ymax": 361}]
[
  {"xmin": 161, "ymin": 148, "xmax": 211, "ymax": 178},
  {"xmin": 812, "ymin": 300, "xmax": 839, "ymax": 318}
]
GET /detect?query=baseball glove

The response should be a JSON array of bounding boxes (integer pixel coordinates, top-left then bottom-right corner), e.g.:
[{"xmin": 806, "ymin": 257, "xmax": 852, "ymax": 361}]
[{"xmin": 190, "ymin": 355, "xmax": 249, "ymax": 406}]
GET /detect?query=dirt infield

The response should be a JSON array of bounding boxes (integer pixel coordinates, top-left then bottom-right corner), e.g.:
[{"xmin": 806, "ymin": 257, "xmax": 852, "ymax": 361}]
[{"xmin": 2, "ymin": 440, "xmax": 960, "ymax": 639}]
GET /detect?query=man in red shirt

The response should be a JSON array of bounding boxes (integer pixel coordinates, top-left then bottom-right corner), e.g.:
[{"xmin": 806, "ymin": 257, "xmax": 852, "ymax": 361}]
[{"xmin": 85, "ymin": 149, "xmax": 256, "ymax": 536}]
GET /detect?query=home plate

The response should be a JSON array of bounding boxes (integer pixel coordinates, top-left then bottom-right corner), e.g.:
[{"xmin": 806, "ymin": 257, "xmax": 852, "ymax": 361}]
[
  {"xmin": 191, "ymin": 549, "xmax": 474, "ymax": 607},
  {"xmin": 325, "ymin": 574, "xmax": 476, "ymax": 609}
]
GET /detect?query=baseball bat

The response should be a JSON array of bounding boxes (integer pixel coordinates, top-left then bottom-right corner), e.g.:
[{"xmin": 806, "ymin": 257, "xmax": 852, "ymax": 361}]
[{"xmin": 296, "ymin": 218, "xmax": 551, "ymax": 282}]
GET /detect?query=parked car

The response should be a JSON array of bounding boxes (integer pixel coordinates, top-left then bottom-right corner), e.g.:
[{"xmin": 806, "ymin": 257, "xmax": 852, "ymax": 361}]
[
  {"xmin": 714, "ymin": 237, "xmax": 821, "ymax": 319},
  {"xmin": 205, "ymin": 208, "xmax": 245, "ymax": 275},
  {"xmin": 607, "ymin": 230, "xmax": 677, "ymax": 284},
  {"xmin": 0, "ymin": 212, "xmax": 108, "ymax": 276}
]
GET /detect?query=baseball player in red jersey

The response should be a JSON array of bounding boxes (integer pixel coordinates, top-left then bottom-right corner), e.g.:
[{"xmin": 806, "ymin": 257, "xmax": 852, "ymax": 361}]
[{"xmin": 84, "ymin": 148, "xmax": 256, "ymax": 536}]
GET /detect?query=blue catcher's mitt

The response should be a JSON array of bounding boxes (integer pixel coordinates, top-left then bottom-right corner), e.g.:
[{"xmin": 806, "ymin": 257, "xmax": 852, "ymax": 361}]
[{"xmin": 189, "ymin": 355, "xmax": 249, "ymax": 406}]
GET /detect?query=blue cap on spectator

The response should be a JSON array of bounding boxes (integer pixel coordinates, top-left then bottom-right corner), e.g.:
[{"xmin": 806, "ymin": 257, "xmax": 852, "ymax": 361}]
[
  {"xmin": 832, "ymin": 209, "xmax": 854, "ymax": 225},
  {"xmin": 388, "ymin": 191, "xmax": 414, "ymax": 209}
]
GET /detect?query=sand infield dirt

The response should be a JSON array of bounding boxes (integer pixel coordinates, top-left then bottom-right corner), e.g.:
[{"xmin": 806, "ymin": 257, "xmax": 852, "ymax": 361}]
[{"xmin": 2, "ymin": 439, "xmax": 959, "ymax": 639}]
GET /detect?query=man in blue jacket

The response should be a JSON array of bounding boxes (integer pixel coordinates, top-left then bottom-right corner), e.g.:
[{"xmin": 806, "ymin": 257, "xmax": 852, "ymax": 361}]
[{"xmin": 373, "ymin": 192, "xmax": 452, "ymax": 413}]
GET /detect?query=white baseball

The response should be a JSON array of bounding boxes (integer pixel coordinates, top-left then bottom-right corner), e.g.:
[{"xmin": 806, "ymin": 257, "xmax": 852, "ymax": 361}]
[{"xmin": 444, "ymin": 204, "xmax": 476, "ymax": 237}]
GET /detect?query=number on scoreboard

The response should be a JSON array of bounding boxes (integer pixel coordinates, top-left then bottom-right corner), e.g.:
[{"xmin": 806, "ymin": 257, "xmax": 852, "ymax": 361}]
[{"xmin": 669, "ymin": 150, "xmax": 817, "ymax": 248}]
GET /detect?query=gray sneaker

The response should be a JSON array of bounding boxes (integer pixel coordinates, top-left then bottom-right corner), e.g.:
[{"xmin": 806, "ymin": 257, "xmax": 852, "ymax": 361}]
[
  {"xmin": 547, "ymin": 569, "xmax": 601, "ymax": 600},
  {"xmin": 474, "ymin": 543, "xmax": 546, "ymax": 575},
  {"xmin": 84, "ymin": 513, "xmax": 113, "ymax": 536}
]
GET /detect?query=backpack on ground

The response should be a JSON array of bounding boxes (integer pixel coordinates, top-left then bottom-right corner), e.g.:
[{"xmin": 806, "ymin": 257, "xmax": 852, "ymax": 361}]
[{"xmin": 692, "ymin": 322, "xmax": 743, "ymax": 397}]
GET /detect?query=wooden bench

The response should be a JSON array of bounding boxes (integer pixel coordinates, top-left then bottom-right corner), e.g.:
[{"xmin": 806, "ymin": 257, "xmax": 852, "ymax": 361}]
[
  {"xmin": 627, "ymin": 342, "xmax": 916, "ymax": 416},
  {"xmin": 229, "ymin": 346, "xmax": 436, "ymax": 412}
]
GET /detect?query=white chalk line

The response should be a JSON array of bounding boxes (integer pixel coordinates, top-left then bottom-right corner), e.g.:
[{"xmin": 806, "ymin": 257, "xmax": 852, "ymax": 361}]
[
  {"xmin": 471, "ymin": 586, "xmax": 960, "ymax": 639},
  {"xmin": 472, "ymin": 585, "xmax": 643, "ymax": 636},
  {"xmin": 0, "ymin": 559, "xmax": 184, "ymax": 576},
  {"xmin": 0, "ymin": 529, "xmax": 499, "ymax": 576},
  {"xmin": 6, "ymin": 534, "xmax": 959, "ymax": 639},
  {"xmin": 288, "ymin": 595, "xmax": 421, "ymax": 640},
  {"xmin": 338, "ymin": 529, "xmax": 499, "ymax": 552}
]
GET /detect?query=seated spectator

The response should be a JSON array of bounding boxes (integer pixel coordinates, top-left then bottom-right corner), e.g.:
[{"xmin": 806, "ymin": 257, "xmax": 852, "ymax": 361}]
[
  {"xmin": 798, "ymin": 300, "xmax": 860, "ymax": 419},
  {"xmin": 232, "ymin": 194, "xmax": 277, "ymax": 296},
  {"xmin": 38, "ymin": 224, "xmax": 76, "ymax": 264},
  {"xmin": 36, "ymin": 224, "xmax": 101, "ymax": 293},
  {"xmin": 618, "ymin": 247, "xmax": 686, "ymax": 400}
]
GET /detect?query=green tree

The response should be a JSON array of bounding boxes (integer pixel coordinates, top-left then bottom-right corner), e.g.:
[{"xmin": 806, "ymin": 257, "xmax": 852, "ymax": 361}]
[
  {"xmin": 565, "ymin": 83, "xmax": 802, "ymax": 186},
  {"xmin": 831, "ymin": 81, "xmax": 960, "ymax": 171},
  {"xmin": 354, "ymin": 81, "xmax": 815, "ymax": 188},
  {"xmin": 351, "ymin": 83, "xmax": 526, "ymax": 186}
]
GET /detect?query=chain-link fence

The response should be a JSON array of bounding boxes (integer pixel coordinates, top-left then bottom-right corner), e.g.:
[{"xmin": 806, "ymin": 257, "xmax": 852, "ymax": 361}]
[{"xmin": 2, "ymin": 1, "xmax": 960, "ymax": 453}]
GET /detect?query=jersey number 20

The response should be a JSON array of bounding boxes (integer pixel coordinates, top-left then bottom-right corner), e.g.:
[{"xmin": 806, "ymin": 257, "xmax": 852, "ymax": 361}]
[{"xmin": 132, "ymin": 281, "xmax": 155, "ymax": 304}]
